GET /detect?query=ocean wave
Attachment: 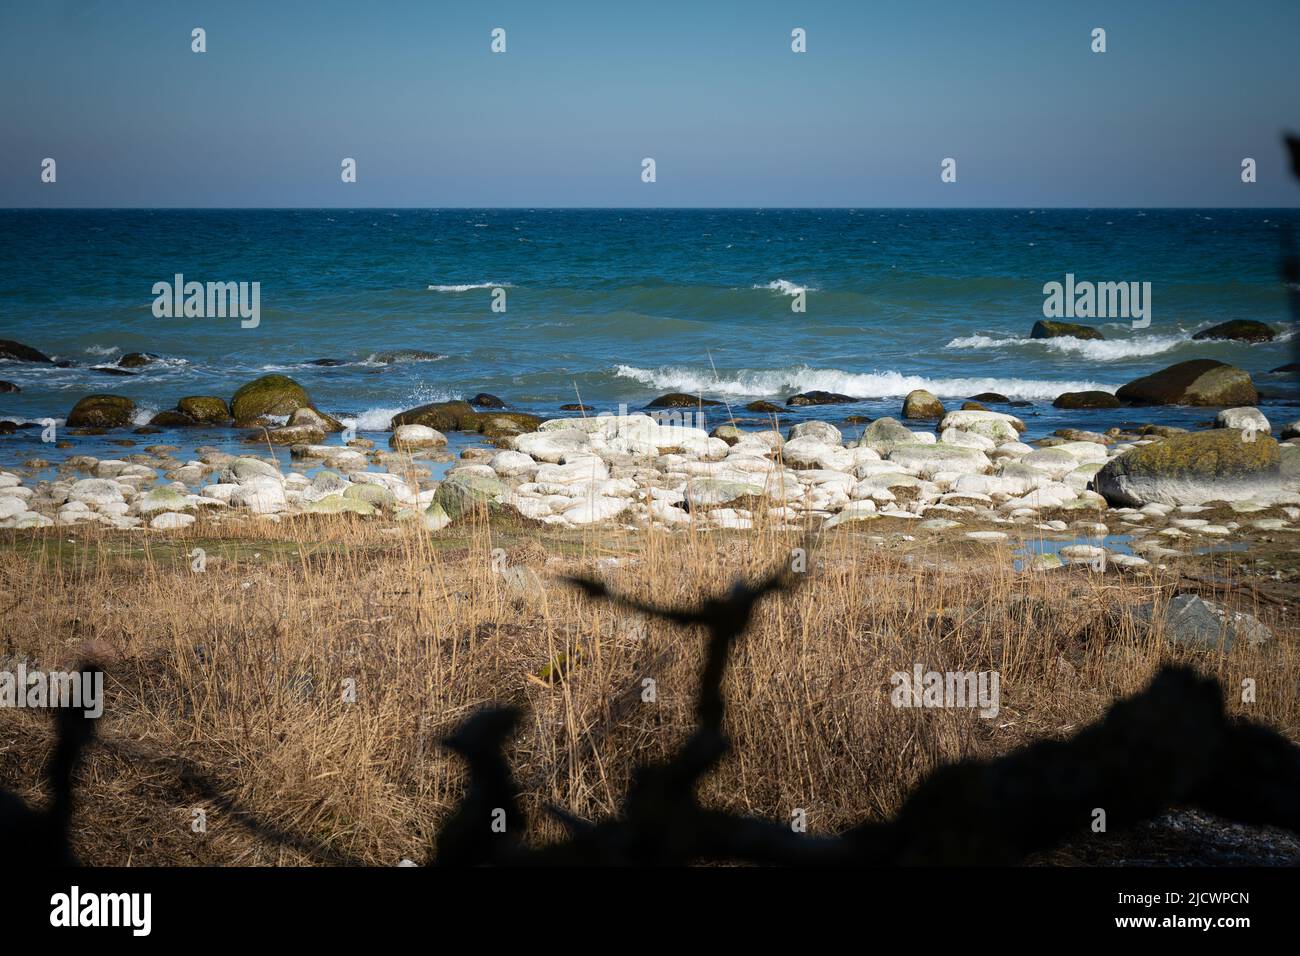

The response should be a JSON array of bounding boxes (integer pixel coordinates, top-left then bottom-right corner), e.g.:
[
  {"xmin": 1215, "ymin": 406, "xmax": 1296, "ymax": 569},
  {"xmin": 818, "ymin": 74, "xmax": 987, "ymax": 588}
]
[
  {"xmin": 347, "ymin": 407, "xmax": 406, "ymax": 431},
  {"xmin": 945, "ymin": 333, "xmax": 1191, "ymax": 361},
  {"xmin": 614, "ymin": 364, "xmax": 1115, "ymax": 400},
  {"xmin": 754, "ymin": 279, "xmax": 816, "ymax": 296},
  {"xmin": 84, "ymin": 344, "xmax": 120, "ymax": 356},
  {"xmin": 427, "ymin": 282, "xmax": 511, "ymax": 292}
]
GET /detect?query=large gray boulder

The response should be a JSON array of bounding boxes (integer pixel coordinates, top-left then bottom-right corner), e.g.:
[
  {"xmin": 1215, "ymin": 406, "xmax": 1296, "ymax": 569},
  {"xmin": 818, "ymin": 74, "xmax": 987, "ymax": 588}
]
[{"xmin": 1093, "ymin": 429, "xmax": 1281, "ymax": 506}]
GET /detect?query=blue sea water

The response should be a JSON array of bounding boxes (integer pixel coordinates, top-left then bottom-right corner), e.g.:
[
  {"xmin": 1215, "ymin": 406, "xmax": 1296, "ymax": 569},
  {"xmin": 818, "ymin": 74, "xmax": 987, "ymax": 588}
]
[{"xmin": 1, "ymin": 209, "xmax": 1297, "ymax": 460}]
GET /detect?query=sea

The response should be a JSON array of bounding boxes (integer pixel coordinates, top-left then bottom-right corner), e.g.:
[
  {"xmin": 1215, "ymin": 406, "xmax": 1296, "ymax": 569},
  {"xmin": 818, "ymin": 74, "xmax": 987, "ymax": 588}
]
[{"xmin": 1, "ymin": 208, "xmax": 1297, "ymax": 467}]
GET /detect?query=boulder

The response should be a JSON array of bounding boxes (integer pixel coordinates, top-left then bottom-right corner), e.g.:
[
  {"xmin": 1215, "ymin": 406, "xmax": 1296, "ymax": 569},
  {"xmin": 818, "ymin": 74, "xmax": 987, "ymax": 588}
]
[
  {"xmin": 391, "ymin": 400, "xmax": 480, "ymax": 432},
  {"xmin": 306, "ymin": 494, "xmax": 376, "ymax": 517},
  {"xmin": 788, "ymin": 421, "xmax": 842, "ymax": 445},
  {"xmin": 0, "ymin": 381, "xmax": 19, "ymax": 393},
  {"xmin": 1115, "ymin": 360, "xmax": 1257, "ymax": 407},
  {"xmin": 390, "ymin": 424, "xmax": 447, "ymax": 449},
  {"xmin": 230, "ymin": 374, "xmax": 311, "ymax": 423},
  {"xmin": 117, "ymin": 352, "xmax": 157, "ymax": 368},
  {"xmin": 432, "ymin": 472, "xmax": 505, "ymax": 520},
  {"xmin": 1093, "ymin": 429, "xmax": 1281, "ymax": 506},
  {"xmin": 1030, "ymin": 320, "xmax": 1103, "ymax": 340},
  {"xmin": 937, "ymin": 409, "xmax": 1025, "ymax": 443},
  {"xmin": 684, "ymin": 478, "xmax": 766, "ymax": 508},
  {"xmin": 288, "ymin": 406, "xmax": 345, "ymax": 433},
  {"xmin": 852, "ymin": 417, "xmax": 917, "ymax": 456},
  {"xmin": 257, "ymin": 425, "xmax": 324, "ymax": 445},
  {"xmin": 1191, "ymin": 320, "xmax": 1275, "ymax": 343},
  {"xmin": 149, "ymin": 410, "xmax": 196, "ymax": 427},
  {"xmin": 647, "ymin": 393, "xmax": 723, "ymax": 408},
  {"xmin": 67, "ymin": 394, "xmax": 136, "ymax": 428},
  {"xmin": 1053, "ymin": 390, "xmax": 1121, "ymax": 409},
  {"xmin": 477, "ymin": 412, "xmax": 542, "ymax": 439},
  {"xmin": 470, "ymin": 393, "xmax": 507, "ymax": 408},
  {"xmin": 1137, "ymin": 593, "xmax": 1271, "ymax": 651},
  {"xmin": 149, "ymin": 512, "xmax": 195, "ymax": 530},
  {"xmin": 786, "ymin": 391, "xmax": 856, "ymax": 406},
  {"xmin": 902, "ymin": 389, "xmax": 945, "ymax": 420},
  {"xmin": 0, "ymin": 339, "xmax": 53, "ymax": 363},
  {"xmin": 887, "ymin": 444, "xmax": 991, "ymax": 478},
  {"xmin": 1214, "ymin": 407, "xmax": 1270, "ymax": 435},
  {"xmin": 177, "ymin": 395, "xmax": 232, "ymax": 423},
  {"xmin": 745, "ymin": 400, "xmax": 784, "ymax": 414}
]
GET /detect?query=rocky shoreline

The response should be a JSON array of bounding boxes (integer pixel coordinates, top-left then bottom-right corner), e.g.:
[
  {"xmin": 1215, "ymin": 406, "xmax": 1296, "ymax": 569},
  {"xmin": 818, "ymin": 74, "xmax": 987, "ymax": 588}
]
[{"xmin": 2, "ymin": 326, "xmax": 1298, "ymax": 566}]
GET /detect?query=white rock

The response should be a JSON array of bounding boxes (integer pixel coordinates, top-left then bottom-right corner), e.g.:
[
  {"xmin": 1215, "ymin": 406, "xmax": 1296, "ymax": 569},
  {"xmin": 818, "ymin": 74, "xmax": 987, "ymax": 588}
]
[
  {"xmin": 150, "ymin": 512, "xmax": 195, "ymax": 530},
  {"xmin": 1215, "ymin": 406, "xmax": 1270, "ymax": 434}
]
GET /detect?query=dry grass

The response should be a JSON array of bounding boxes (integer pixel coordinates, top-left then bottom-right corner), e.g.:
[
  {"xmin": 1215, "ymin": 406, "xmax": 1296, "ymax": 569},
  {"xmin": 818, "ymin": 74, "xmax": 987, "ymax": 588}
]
[{"xmin": 1, "ymin": 510, "xmax": 1296, "ymax": 865}]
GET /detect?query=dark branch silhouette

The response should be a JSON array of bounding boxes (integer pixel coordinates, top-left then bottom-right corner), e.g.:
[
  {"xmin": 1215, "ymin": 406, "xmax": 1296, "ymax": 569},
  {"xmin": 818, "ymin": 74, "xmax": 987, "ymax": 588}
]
[{"xmin": 432, "ymin": 566, "xmax": 1300, "ymax": 866}]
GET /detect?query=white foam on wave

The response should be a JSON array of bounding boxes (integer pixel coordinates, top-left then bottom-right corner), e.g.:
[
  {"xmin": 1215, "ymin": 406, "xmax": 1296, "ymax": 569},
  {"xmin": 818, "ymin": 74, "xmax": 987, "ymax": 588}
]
[
  {"xmin": 350, "ymin": 387, "xmax": 456, "ymax": 431},
  {"xmin": 945, "ymin": 333, "xmax": 1191, "ymax": 361},
  {"xmin": 130, "ymin": 406, "xmax": 160, "ymax": 426},
  {"xmin": 349, "ymin": 407, "xmax": 405, "ymax": 431},
  {"xmin": 614, "ymin": 364, "xmax": 1116, "ymax": 400},
  {"xmin": 84, "ymin": 344, "xmax": 120, "ymax": 357},
  {"xmin": 427, "ymin": 282, "xmax": 511, "ymax": 292},
  {"xmin": 754, "ymin": 279, "xmax": 816, "ymax": 296}
]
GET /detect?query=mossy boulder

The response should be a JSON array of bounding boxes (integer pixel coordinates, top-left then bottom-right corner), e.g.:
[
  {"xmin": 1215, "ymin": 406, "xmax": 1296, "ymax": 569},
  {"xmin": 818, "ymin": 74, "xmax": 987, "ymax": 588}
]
[
  {"xmin": 391, "ymin": 400, "xmax": 480, "ymax": 432},
  {"xmin": 1093, "ymin": 429, "xmax": 1281, "ymax": 506},
  {"xmin": 470, "ymin": 393, "xmax": 507, "ymax": 408},
  {"xmin": 0, "ymin": 339, "xmax": 53, "ymax": 363},
  {"xmin": 149, "ymin": 410, "xmax": 197, "ymax": 427},
  {"xmin": 306, "ymin": 494, "xmax": 376, "ymax": 517},
  {"xmin": 1191, "ymin": 320, "xmax": 1275, "ymax": 343},
  {"xmin": 477, "ymin": 412, "xmax": 542, "ymax": 439},
  {"xmin": 177, "ymin": 395, "xmax": 232, "ymax": 423},
  {"xmin": 1030, "ymin": 320, "xmax": 1104, "ymax": 340},
  {"xmin": 745, "ymin": 400, "xmax": 784, "ymax": 414},
  {"xmin": 343, "ymin": 484, "xmax": 397, "ymax": 509},
  {"xmin": 432, "ymin": 472, "xmax": 504, "ymax": 520},
  {"xmin": 902, "ymin": 389, "xmax": 945, "ymax": 420},
  {"xmin": 117, "ymin": 352, "xmax": 157, "ymax": 368},
  {"xmin": 1053, "ymin": 390, "xmax": 1121, "ymax": 409},
  {"xmin": 67, "ymin": 394, "xmax": 136, "ymax": 428},
  {"xmin": 230, "ymin": 374, "xmax": 311, "ymax": 423},
  {"xmin": 1115, "ymin": 360, "xmax": 1257, "ymax": 407},
  {"xmin": 853, "ymin": 417, "xmax": 916, "ymax": 456}
]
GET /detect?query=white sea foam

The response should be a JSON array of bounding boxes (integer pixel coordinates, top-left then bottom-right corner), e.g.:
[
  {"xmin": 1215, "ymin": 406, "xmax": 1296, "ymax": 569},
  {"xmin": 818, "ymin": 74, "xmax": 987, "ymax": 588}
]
[
  {"xmin": 945, "ymin": 333, "xmax": 1192, "ymax": 361},
  {"xmin": 754, "ymin": 279, "xmax": 816, "ymax": 296},
  {"xmin": 427, "ymin": 282, "xmax": 510, "ymax": 292},
  {"xmin": 349, "ymin": 407, "xmax": 405, "ymax": 431},
  {"xmin": 350, "ymin": 388, "xmax": 456, "ymax": 431},
  {"xmin": 614, "ymin": 364, "xmax": 1115, "ymax": 400},
  {"xmin": 84, "ymin": 344, "xmax": 120, "ymax": 356}
]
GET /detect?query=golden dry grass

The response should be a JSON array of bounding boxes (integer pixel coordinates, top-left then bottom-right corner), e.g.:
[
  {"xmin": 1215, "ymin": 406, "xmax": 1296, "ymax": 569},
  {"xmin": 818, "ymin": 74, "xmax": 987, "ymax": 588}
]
[{"xmin": 0, "ymin": 511, "xmax": 1296, "ymax": 865}]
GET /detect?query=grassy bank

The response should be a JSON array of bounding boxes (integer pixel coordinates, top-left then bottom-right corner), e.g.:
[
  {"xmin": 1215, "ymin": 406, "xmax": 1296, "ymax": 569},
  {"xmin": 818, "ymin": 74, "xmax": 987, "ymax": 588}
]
[{"xmin": 1, "ymin": 513, "xmax": 1296, "ymax": 865}]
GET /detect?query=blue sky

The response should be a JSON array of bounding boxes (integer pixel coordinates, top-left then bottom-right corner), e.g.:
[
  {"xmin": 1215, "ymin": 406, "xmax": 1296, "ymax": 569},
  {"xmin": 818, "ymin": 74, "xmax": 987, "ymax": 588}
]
[{"xmin": 2, "ymin": 0, "xmax": 1298, "ymax": 207}]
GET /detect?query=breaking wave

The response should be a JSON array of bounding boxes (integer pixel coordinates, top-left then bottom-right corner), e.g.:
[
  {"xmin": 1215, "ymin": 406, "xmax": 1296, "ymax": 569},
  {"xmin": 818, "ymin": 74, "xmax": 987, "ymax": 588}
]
[{"xmin": 613, "ymin": 364, "xmax": 1116, "ymax": 400}]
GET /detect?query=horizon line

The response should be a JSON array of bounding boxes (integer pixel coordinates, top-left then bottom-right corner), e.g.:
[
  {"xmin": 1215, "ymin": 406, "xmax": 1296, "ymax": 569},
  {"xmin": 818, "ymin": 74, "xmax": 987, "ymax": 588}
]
[{"xmin": 4, "ymin": 205, "xmax": 1300, "ymax": 212}]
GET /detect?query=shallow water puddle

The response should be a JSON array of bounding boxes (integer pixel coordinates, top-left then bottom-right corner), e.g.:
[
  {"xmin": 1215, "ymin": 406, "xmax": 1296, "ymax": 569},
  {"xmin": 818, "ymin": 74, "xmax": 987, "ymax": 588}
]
[{"xmin": 1013, "ymin": 533, "xmax": 1134, "ymax": 572}]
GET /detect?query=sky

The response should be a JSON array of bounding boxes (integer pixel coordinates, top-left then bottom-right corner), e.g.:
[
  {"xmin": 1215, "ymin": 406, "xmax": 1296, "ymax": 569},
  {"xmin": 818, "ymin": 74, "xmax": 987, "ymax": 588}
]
[{"xmin": 1, "ymin": 0, "xmax": 1298, "ymax": 207}]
